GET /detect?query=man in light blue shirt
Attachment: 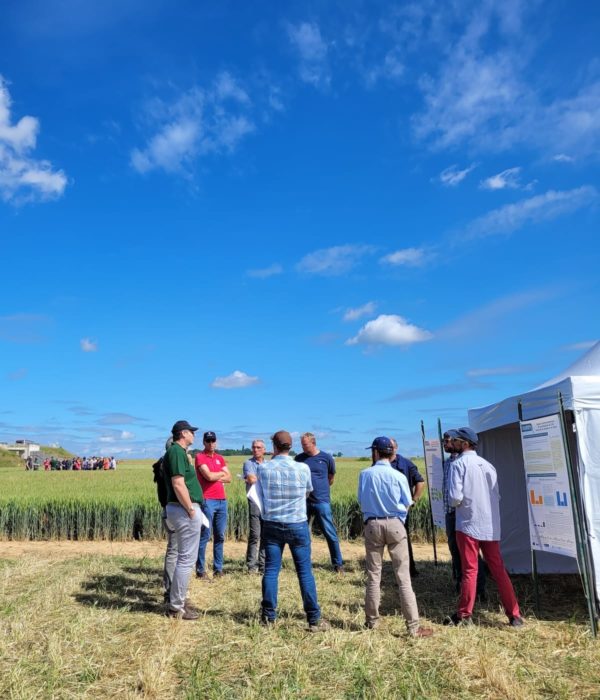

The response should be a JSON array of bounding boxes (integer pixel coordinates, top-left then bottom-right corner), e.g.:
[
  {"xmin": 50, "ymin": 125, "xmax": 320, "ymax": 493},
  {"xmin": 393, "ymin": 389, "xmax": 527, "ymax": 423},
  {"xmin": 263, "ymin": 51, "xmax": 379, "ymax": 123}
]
[
  {"xmin": 256, "ymin": 430, "xmax": 329, "ymax": 632},
  {"xmin": 242, "ymin": 439, "xmax": 266, "ymax": 573},
  {"xmin": 357, "ymin": 437, "xmax": 432, "ymax": 638}
]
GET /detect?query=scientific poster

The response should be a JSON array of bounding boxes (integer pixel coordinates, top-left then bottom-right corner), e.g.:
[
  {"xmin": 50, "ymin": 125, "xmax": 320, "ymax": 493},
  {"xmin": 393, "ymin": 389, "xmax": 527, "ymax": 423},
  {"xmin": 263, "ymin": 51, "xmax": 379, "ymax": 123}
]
[
  {"xmin": 423, "ymin": 438, "xmax": 445, "ymax": 528},
  {"xmin": 519, "ymin": 415, "xmax": 576, "ymax": 558}
]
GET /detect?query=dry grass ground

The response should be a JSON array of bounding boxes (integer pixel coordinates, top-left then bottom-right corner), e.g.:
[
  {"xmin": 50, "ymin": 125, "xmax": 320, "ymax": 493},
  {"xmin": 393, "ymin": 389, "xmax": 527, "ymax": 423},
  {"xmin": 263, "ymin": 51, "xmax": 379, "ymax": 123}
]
[{"xmin": 1, "ymin": 540, "xmax": 598, "ymax": 699}]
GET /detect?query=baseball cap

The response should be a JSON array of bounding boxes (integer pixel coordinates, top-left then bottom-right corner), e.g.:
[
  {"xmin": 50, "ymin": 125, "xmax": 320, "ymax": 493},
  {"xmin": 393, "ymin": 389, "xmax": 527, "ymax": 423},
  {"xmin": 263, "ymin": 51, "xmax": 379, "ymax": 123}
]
[
  {"xmin": 203, "ymin": 431, "xmax": 217, "ymax": 442},
  {"xmin": 454, "ymin": 427, "xmax": 479, "ymax": 445},
  {"xmin": 171, "ymin": 420, "xmax": 198, "ymax": 434},
  {"xmin": 366, "ymin": 436, "xmax": 394, "ymax": 451},
  {"xmin": 443, "ymin": 429, "xmax": 460, "ymax": 439}
]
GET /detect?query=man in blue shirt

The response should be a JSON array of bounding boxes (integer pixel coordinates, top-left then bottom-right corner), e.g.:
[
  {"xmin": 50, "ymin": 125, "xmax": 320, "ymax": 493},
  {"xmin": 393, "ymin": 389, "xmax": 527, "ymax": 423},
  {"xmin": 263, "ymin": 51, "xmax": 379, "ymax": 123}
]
[
  {"xmin": 256, "ymin": 430, "xmax": 329, "ymax": 632},
  {"xmin": 295, "ymin": 432, "xmax": 344, "ymax": 573},
  {"xmin": 390, "ymin": 438, "xmax": 425, "ymax": 577},
  {"xmin": 242, "ymin": 439, "xmax": 266, "ymax": 574},
  {"xmin": 357, "ymin": 436, "xmax": 432, "ymax": 638}
]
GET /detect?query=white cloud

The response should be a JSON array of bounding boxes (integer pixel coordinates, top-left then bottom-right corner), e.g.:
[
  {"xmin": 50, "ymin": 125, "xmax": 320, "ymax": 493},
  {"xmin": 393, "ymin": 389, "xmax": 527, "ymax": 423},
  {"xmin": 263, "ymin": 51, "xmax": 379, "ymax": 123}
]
[
  {"xmin": 0, "ymin": 76, "xmax": 67, "ymax": 204},
  {"xmin": 131, "ymin": 73, "xmax": 256, "ymax": 176},
  {"xmin": 121, "ymin": 430, "xmax": 135, "ymax": 440},
  {"xmin": 80, "ymin": 338, "xmax": 98, "ymax": 352},
  {"xmin": 343, "ymin": 302, "xmax": 376, "ymax": 321},
  {"xmin": 553, "ymin": 154, "xmax": 575, "ymax": 163},
  {"xmin": 464, "ymin": 186, "xmax": 598, "ymax": 239},
  {"xmin": 381, "ymin": 247, "xmax": 427, "ymax": 266},
  {"xmin": 439, "ymin": 163, "xmax": 477, "ymax": 186},
  {"xmin": 480, "ymin": 166, "xmax": 522, "ymax": 190},
  {"xmin": 287, "ymin": 22, "xmax": 330, "ymax": 88},
  {"xmin": 246, "ymin": 263, "xmax": 283, "ymax": 279},
  {"xmin": 297, "ymin": 245, "xmax": 374, "ymax": 276},
  {"xmin": 364, "ymin": 49, "xmax": 405, "ymax": 86},
  {"xmin": 346, "ymin": 314, "xmax": 433, "ymax": 347},
  {"xmin": 211, "ymin": 370, "xmax": 260, "ymax": 389}
]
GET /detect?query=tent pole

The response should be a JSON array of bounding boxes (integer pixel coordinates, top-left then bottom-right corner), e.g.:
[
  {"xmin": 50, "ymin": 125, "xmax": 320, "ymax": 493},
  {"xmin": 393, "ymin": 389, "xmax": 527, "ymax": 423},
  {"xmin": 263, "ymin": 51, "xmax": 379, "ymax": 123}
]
[
  {"xmin": 558, "ymin": 394, "xmax": 598, "ymax": 638},
  {"xmin": 420, "ymin": 420, "xmax": 438, "ymax": 566},
  {"xmin": 519, "ymin": 400, "xmax": 541, "ymax": 617}
]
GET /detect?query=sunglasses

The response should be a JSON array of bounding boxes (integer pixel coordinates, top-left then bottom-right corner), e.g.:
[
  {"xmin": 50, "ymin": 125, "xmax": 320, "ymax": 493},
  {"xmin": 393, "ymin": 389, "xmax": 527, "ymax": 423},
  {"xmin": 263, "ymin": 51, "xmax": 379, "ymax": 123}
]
[{"xmin": 204, "ymin": 438, "xmax": 216, "ymax": 443}]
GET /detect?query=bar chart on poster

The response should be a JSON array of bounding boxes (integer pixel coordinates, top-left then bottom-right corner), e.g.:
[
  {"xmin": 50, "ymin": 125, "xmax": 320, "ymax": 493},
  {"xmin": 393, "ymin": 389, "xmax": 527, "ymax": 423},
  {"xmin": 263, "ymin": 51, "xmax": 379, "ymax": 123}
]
[{"xmin": 519, "ymin": 415, "xmax": 576, "ymax": 558}]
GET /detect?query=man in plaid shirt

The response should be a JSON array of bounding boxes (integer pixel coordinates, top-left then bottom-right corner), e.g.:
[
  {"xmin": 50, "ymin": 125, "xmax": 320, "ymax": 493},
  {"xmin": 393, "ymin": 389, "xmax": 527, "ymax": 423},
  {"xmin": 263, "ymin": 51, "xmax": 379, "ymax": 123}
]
[{"xmin": 255, "ymin": 430, "xmax": 329, "ymax": 632}]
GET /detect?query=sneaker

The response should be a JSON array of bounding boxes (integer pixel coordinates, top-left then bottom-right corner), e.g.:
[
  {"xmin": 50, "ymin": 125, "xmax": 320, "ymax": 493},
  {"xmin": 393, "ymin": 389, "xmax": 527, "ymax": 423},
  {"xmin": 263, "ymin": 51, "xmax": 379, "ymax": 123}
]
[
  {"xmin": 411, "ymin": 627, "xmax": 434, "ymax": 638},
  {"xmin": 509, "ymin": 616, "xmax": 524, "ymax": 628},
  {"xmin": 184, "ymin": 600, "xmax": 200, "ymax": 614},
  {"xmin": 443, "ymin": 613, "xmax": 473, "ymax": 627},
  {"xmin": 166, "ymin": 607, "xmax": 199, "ymax": 621},
  {"xmin": 334, "ymin": 565, "xmax": 345, "ymax": 574},
  {"xmin": 308, "ymin": 619, "xmax": 331, "ymax": 633}
]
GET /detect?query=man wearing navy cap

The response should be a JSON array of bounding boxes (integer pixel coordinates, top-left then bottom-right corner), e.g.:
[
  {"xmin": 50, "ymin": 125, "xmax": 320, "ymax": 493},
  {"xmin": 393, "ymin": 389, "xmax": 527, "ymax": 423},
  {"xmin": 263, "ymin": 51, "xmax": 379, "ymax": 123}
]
[
  {"xmin": 445, "ymin": 427, "xmax": 523, "ymax": 627},
  {"xmin": 357, "ymin": 437, "xmax": 432, "ymax": 637}
]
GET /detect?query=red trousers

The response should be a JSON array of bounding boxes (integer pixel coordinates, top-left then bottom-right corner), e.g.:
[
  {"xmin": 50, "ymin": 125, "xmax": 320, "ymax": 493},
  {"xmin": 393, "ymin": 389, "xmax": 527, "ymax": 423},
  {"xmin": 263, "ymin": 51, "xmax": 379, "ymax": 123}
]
[{"xmin": 456, "ymin": 531, "xmax": 520, "ymax": 619}]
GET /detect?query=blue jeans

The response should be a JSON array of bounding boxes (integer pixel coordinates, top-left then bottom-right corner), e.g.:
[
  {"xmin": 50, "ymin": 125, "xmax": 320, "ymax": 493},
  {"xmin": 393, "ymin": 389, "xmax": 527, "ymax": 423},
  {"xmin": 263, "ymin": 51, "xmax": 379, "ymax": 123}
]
[
  {"xmin": 261, "ymin": 520, "xmax": 321, "ymax": 624},
  {"xmin": 307, "ymin": 501, "xmax": 343, "ymax": 568},
  {"xmin": 196, "ymin": 499, "xmax": 228, "ymax": 574}
]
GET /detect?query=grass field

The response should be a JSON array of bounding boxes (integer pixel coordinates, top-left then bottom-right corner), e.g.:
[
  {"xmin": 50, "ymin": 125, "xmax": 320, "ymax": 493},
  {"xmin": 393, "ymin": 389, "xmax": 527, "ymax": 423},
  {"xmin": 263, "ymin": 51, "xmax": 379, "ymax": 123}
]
[
  {"xmin": 0, "ymin": 457, "xmax": 435, "ymax": 542},
  {"xmin": 0, "ymin": 540, "xmax": 597, "ymax": 699}
]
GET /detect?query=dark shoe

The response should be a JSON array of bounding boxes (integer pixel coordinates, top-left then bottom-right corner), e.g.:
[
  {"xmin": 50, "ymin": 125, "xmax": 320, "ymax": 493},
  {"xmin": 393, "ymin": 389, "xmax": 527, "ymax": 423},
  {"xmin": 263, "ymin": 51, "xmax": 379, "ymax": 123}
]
[
  {"xmin": 411, "ymin": 627, "xmax": 433, "ymax": 638},
  {"xmin": 308, "ymin": 619, "xmax": 331, "ymax": 633},
  {"xmin": 443, "ymin": 613, "xmax": 473, "ymax": 627},
  {"xmin": 260, "ymin": 616, "xmax": 275, "ymax": 627},
  {"xmin": 184, "ymin": 600, "xmax": 200, "ymax": 614},
  {"xmin": 334, "ymin": 565, "xmax": 345, "ymax": 574},
  {"xmin": 509, "ymin": 616, "xmax": 524, "ymax": 628},
  {"xmin": 166, "ymin": 607, "xmax": 199, "ymax": 621},
  {"xmin": 213, "ymin": 570, "xmax": 225, "ymax": 578},
  {"xmin": 247, "ymin": 568, "xmax": 260, "ymax": 575},
  {"xmin": 196, "ymin": 572, "xmax": 209, "ymax": 580},
  {"xmin": 476, "ymin": 591, "xmax": 488, "ymax": 604},
  {"xmin": 365, "ymin": 619, "xmax": 379, "ymax": 630}
]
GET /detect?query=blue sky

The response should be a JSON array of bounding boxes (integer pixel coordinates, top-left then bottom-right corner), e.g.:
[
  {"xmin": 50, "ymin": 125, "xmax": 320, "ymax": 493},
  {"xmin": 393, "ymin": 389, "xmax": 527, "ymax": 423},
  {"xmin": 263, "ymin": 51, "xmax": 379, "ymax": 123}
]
[{"xmin": 1, "ymin": 0, "xmax": 598, "ymax": 458}]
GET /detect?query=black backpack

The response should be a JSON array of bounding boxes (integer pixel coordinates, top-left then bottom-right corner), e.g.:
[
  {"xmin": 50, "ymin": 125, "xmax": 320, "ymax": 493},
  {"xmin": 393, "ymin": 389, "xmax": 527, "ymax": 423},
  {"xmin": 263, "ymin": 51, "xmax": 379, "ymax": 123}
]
[{"xmin": 152, "ymin": 454, "xmax": 169, "ymax": 508}]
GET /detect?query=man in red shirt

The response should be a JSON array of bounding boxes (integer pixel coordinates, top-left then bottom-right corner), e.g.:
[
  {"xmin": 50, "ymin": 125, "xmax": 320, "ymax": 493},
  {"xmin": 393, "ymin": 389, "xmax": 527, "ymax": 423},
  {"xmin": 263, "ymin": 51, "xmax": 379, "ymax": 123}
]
[{"xmin": 195, "ymin": 431, "xmax": 231, "ymax": 578}]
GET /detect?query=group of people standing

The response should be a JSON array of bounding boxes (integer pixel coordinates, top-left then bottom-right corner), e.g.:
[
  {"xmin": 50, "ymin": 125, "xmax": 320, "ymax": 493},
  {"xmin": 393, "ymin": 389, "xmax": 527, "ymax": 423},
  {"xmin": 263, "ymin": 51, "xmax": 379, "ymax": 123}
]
[
  {"xmin": 157, "ymin": 419, "xmax": 523, "ymax": 634},
  {"xmin": 26, "ymin": 455, "xmax": 117, "ymax": 471}
]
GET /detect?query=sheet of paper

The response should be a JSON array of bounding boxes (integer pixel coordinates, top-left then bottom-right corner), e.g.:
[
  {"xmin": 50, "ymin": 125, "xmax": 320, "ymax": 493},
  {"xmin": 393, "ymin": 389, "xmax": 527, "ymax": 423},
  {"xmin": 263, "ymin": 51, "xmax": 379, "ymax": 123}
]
[{"xmin": 247, "ymin": 482, "xmax": 262, "ymax": 514}]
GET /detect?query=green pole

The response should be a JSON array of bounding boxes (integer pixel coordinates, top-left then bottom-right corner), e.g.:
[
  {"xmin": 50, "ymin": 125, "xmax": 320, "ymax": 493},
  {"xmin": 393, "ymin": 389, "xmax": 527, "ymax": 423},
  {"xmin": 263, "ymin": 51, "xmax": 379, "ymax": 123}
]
[
  {"xmin": 420, "ymin": 420, "xmax": 438, "ymax": 566},
  {"xmin": 558, "ymin": 393, "xmax": 598, "ymax": 637},
  {"xmin": 519, "ymin": 400, "xmax": 541, "ymax": 618}
]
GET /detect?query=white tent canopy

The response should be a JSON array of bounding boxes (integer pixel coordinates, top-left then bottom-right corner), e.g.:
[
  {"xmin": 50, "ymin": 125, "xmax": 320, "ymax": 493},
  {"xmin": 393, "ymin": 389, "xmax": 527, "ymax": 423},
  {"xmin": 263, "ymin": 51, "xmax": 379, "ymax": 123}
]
[{"xmin": 468, "ymin": 341, "xmax": 600, "ymax": 608}]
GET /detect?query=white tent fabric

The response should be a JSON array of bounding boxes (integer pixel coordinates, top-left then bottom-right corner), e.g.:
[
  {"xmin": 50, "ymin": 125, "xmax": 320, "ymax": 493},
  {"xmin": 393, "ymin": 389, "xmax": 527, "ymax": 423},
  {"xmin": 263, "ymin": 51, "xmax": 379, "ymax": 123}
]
[{"xmin": 468, "ymin": 342, "xmax": 600, "ymax": 607}]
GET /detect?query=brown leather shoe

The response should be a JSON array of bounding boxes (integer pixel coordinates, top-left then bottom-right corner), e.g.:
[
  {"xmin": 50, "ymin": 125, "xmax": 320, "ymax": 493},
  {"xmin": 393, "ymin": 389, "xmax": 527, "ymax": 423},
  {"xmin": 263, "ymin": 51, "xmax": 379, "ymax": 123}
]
[
  {"xmin": 411, "ymin": 627, "xmax": 433, "ymax": 638},
  {"xmin": 166, "ymin": 607, "xmax": 199, "ymax": 621}
]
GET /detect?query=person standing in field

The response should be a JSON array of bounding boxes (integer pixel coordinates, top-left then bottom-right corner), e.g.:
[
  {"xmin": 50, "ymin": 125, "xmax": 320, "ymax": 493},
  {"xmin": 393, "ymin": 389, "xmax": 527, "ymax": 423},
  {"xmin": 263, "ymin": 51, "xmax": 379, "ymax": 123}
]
[
  {"xmin": 358, "ymin": 436, "xmax": 432, "ymax": 637},
  {"xmin": 257, "ymin": 430, "xmax": 329, "ymax": 632},
  {"xmin": 195, "ymin": 431, "xmax": 231, "ymax": 579},
  {"xmin": 163, "ymin": 420, "xmax": 203, "ymax": 620},
  {"xmin": 442, "ymin": 430, "xmax": 487, "ymax": 600},
  {"xmin": 295, "ymin": 432, "xmax": 344, "ymax": 573},
  {"xmin": 445, "ymin": 427, "xmax": 523, "ymax": 628},
  {"xmin": 389, "ymin": 438, "xmax": 425, "ymax": 577},
  {"xmin": 242, "ymin": 439, "xmax": 266, "ymax": 574}
]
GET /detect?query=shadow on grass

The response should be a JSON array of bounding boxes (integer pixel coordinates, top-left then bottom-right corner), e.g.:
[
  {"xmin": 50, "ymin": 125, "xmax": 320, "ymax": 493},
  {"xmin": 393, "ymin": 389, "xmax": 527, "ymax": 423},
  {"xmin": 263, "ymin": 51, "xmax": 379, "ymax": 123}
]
[{"xmin": 74, "ymin": 571, "xmax": 163, "ymax": 614}]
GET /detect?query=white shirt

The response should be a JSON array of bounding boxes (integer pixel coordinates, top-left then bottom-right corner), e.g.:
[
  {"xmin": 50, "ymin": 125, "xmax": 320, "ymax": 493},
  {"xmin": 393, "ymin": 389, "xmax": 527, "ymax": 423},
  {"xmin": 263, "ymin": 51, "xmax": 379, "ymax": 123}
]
[{"xmin": 448, "ymin": 450, "xmax": 501, "ymax": 541}]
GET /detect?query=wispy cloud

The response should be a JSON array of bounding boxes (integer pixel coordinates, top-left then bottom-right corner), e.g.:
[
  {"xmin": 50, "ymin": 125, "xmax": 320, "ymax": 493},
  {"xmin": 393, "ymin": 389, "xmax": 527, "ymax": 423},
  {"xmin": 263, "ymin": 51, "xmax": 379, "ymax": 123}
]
[
  {"xmin": 131, "ymin": 72, "xmax": 255, "ymax": 176},
  {"xmin": 80, "ymin": 338, "xmax": 98, "ymax": 352},
  {"xmin": 287, "ymin": 21, "xmax": 330, "ymax": 89},
  {"xmin": 346, "ymin": 314, "xmax": 433, "ymax": 347},
  {"xmin": 463, "ymin": 186, "xmax": 598, "ymax": 240},
  {"xmin": 562, "ymin": 340, "xmax": 598, "ymax": 352},
  {"xmin": 7, "ymin": 368, "xmax": 27, "ymax": 381},
  {"xmin": 97, "ymin": 413, "xmax": 146, "ymax": 426},
  {"xmin": 0, "ymin": 76, "xmax": 67, "ymax": 204},
  {"xmin": 381, "ymin": 247, "xmax": 428, "ymax": 267},
  {"xmin": 466, "ymin": 365, "xmax": 535, "ymax": 378},
  {"xmin": 297, "ymin": 244, "xmax": 374, "ymax": 276},
  {"xmin": 552, "ymin": 154, "xmax": 575, "ymax": 163},
  {"xmin": 343, "ymin": 302, "xmax": 377, "ymax": 321},
  {"xmin": 246, "ymin": 263, "xmax": 283, "ymax": 279},
  {"xmin": 211, "ymin": 370, "xmax": 260, "ymax": 389},
  {"xmin": 480, "ymin": 167, "xmax": 522, "ymax": 190},
  {"xmin": 439, "ymin": 163, "xmax": 477, "ymax": 186},
  {"xmin": 0, "ymin": 313, "xmax": 52, "ymax": 344}
]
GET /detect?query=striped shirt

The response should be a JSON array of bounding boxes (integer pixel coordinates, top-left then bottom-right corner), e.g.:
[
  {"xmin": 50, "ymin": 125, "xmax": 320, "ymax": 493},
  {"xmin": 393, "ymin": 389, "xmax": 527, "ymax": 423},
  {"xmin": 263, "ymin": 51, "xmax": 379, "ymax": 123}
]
[{"xmin": 257, "ymin": 455, "xmax": 313, "ymax": 523}]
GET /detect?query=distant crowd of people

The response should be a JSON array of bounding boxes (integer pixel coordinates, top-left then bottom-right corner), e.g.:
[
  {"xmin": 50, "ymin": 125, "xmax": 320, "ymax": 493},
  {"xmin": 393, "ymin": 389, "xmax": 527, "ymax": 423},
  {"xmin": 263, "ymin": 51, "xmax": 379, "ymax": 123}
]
[
  {"xmin": 155, "ymin": 420, "xmax": 523, "ymax": 635},
  {"xmin": 25, "ymin": 455, "xmax": 117, "ymax": 471}
]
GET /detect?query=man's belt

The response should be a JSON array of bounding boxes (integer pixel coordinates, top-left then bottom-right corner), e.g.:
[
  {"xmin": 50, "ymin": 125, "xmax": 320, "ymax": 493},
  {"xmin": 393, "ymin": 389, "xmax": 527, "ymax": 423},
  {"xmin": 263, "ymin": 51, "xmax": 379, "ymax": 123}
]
[{"xmin": 364, "ymin": 516, "xmax": 401, "ymax": 523}]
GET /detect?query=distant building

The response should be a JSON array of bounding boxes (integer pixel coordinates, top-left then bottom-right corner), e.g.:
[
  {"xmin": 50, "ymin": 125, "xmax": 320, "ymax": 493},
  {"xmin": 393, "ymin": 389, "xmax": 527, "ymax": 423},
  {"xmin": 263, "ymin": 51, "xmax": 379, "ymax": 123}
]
[{"xmin": 0, "ymin": 440, "xmax": 41, "ymax": 459}]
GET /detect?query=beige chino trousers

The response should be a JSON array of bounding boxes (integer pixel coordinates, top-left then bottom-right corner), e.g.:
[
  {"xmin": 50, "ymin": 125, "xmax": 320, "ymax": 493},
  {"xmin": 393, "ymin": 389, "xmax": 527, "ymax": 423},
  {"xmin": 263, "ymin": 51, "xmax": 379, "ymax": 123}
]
[{"xmin": 364, "ymin": 517, "xmax": 420, "ymax": 634}]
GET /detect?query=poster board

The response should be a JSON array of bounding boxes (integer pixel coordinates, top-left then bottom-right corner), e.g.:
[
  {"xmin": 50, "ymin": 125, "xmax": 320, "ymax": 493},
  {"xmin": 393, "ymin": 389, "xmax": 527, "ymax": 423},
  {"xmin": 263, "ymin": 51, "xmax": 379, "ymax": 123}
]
[
  {"xmin": 519, "ymin": 414, "xmax": 576, "ymax": 559},
  {"xmin": 423, "ymin": 438, "xmax": 445, "ymax": 528}
]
